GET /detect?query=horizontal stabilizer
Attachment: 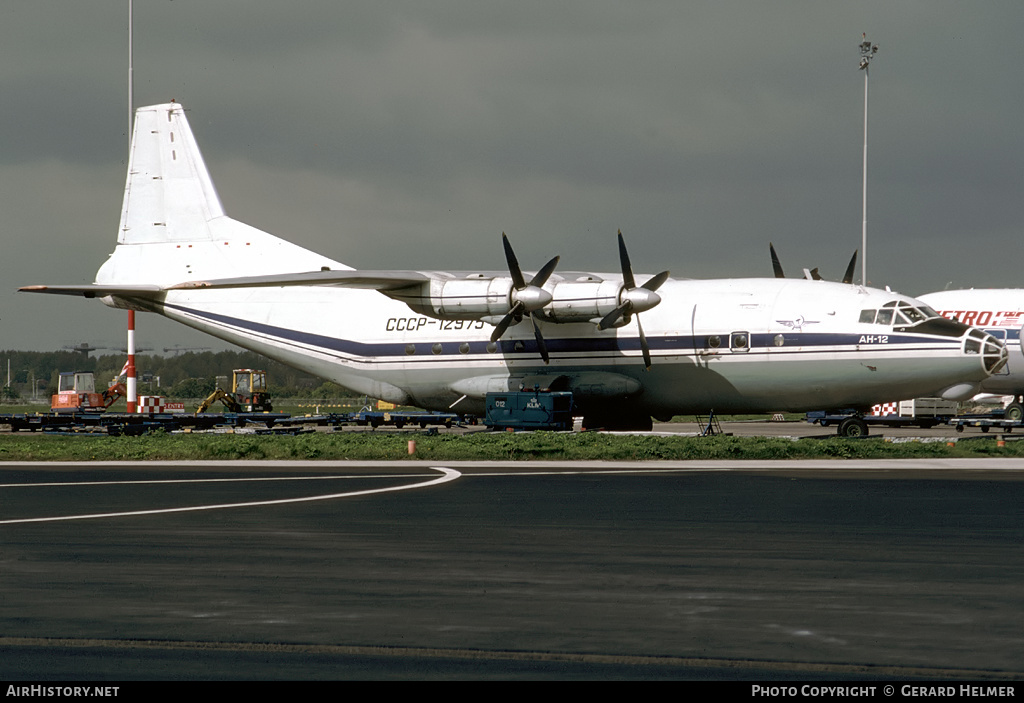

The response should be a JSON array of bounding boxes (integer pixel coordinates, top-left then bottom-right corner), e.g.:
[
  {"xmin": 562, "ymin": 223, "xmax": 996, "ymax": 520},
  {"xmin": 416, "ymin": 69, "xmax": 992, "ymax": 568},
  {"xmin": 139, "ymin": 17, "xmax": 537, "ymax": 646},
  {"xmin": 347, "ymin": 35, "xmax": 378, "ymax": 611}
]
[{"xmin": 19, "ymin": 284, "xmax": 164, "ymax": 298}]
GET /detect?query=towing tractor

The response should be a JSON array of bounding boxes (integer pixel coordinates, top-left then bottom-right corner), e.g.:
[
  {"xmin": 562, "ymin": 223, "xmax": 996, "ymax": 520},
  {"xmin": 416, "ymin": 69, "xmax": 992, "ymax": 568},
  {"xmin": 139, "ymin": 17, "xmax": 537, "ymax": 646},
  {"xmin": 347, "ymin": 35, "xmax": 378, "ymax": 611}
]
[{"xmin": 196, "ymin": 369, "xmax": 273, "ymax": 413}]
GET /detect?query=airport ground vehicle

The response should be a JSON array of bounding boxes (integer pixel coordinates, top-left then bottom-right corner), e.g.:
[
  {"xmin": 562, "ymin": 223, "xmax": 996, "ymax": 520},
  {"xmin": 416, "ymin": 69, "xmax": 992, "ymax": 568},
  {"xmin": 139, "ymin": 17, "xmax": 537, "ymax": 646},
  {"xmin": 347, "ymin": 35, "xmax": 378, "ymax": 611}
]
[
  {"xmin": 806, "ymin": 397, "xmax": 959, "ymax": 436},
  {"xmin": 349, "ymin": 409, "xmax": 460, "ymax": 429},
  {"xmin": 50, "ymin": 372, "xmax": 125, "ymax": 413},
  {"xmin": 196, "ymin": 369, "xmax": 273, "ymax": 413},
  {"xmin": 485, "ymin": 390, "xmax": 574, "ymax": 431}
]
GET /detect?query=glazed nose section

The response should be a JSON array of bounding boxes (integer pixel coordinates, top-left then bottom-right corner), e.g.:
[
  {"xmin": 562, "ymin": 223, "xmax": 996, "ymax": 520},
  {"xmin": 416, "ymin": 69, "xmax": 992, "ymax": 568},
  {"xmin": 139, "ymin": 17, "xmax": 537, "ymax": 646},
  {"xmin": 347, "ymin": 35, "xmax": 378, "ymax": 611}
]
[{"xmin": 963, "ymin": 329, "xmax": 1008, "ymax": 375}]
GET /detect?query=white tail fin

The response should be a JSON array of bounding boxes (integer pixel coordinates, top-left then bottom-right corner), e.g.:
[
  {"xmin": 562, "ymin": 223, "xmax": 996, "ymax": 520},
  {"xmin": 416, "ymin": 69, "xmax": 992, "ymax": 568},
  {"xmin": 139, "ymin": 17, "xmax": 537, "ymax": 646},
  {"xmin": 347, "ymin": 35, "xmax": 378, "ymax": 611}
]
[
  {"xmin": 96, "ymin": 103, "xmax": 345, "ymax": 287},
  {"xmin": 118, "ymin": 103, "xmax": 225, "ymax": 244}
]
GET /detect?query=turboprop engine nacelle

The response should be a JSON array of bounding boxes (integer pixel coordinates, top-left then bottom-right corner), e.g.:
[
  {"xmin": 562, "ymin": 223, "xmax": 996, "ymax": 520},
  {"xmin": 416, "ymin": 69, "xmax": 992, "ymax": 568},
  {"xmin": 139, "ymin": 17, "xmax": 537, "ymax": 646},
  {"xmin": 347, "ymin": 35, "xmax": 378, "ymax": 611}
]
[
  {"xmin": 389, "ymin": 275, "xmax": 661, "ymax": 327},
  {"xmin": 534, "ymin": 279, "xmax": 626, "ymax": 325},
  {"xmin": 391, "ymin": 276, "xmax": 635, "ymax": 326},
  {"xmin": 389, "ymin": 275, "xmax": 551, "ymax": 322}
]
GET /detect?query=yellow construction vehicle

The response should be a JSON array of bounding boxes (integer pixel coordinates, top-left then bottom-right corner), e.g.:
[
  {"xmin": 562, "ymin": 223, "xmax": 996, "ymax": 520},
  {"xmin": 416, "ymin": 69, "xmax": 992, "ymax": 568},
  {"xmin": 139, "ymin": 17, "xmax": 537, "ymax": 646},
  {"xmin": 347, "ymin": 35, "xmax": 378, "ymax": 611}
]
[{"xmin": 196, "ymin": 369, "xmax": 273, "ymax": 414}]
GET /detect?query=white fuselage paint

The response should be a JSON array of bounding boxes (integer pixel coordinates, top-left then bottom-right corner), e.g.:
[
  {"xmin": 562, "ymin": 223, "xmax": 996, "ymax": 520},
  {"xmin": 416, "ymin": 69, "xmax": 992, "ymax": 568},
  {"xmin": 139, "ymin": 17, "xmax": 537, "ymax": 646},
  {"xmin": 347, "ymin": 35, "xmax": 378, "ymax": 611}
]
[
  {"xmin": 142, "ymin": 276, "xmax": 994, "ymax": 417},
  {"xmin": 919, "ymin": 289, "xmax": 1024, "ymax": 396}
]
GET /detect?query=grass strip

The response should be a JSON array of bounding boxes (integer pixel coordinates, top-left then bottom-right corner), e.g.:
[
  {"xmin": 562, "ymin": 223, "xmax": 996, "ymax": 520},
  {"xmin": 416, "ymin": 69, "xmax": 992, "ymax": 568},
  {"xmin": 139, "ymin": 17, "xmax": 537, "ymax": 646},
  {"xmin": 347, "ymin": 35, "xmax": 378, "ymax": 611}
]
[{"xmin": 0, "ymin": 430, "xmax": 1018, "ymax": 462}]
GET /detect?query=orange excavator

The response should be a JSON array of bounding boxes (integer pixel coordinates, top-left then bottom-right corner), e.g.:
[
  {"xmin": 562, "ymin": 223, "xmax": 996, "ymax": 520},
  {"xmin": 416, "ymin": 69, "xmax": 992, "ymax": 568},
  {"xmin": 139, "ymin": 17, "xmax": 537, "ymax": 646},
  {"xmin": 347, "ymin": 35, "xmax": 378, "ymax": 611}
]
[{"xmin": 51, "ymin": 372, "xmax": 126, "ymax": 413}]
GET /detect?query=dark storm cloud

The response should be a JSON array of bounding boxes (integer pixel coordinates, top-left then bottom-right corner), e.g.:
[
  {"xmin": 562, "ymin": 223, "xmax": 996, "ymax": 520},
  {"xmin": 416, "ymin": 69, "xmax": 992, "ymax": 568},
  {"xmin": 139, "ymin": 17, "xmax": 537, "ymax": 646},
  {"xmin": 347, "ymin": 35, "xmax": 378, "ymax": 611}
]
[{"xmin": 5, "ymin": 1, "xmax": 1024, "ymax": 352}]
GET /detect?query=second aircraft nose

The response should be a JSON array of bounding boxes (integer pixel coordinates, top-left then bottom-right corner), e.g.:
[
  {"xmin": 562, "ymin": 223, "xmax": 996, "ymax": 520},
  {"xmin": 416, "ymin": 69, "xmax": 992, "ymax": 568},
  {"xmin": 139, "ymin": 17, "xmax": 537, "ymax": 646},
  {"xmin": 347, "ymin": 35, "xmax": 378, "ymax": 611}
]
[{"xmin": 963, "ymin": 329, "xmax": 1008, "ymax": 375}]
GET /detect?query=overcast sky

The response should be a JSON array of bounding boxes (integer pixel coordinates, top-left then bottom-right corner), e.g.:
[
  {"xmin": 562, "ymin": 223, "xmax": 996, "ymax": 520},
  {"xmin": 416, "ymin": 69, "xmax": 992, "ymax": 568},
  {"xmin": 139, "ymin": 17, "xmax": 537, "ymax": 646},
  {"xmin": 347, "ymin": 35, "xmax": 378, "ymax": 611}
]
[{"xmin": 3, "ymin": 1, "xmax": 1024, "ymax": 353}]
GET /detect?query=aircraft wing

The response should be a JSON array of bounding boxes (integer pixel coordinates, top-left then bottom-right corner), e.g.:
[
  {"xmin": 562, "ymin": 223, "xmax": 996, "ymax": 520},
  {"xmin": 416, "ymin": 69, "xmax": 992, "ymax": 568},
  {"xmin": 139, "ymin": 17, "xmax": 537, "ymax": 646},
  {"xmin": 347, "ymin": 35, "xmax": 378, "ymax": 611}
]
[{"xmin": 168, "ymin": 270, "xmax": 437, "ymax": 291}]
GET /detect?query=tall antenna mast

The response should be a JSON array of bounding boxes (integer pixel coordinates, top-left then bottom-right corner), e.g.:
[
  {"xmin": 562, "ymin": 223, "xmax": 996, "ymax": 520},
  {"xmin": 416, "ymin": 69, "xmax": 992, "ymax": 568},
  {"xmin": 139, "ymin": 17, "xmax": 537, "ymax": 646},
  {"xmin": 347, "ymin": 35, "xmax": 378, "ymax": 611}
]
[
  {"xmin": 128, "ymin": 0, "xmax": 134, "ymax": 141},
  {"xmin": 859, "ymin": 33, "xmax": 879, "ymax": 286}
]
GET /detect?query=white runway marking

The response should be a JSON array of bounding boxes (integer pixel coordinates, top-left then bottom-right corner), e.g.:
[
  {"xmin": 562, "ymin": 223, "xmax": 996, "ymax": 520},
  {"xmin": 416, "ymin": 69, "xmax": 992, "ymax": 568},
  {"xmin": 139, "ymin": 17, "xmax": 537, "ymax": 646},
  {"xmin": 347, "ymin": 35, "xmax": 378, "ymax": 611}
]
[
  {"xmin": 0, "ymin": 474, "xmax": 433, "ymax": 489},
  {"xmin": 0, "ymin": 467, "xmax": 461, "ymax": 525}
]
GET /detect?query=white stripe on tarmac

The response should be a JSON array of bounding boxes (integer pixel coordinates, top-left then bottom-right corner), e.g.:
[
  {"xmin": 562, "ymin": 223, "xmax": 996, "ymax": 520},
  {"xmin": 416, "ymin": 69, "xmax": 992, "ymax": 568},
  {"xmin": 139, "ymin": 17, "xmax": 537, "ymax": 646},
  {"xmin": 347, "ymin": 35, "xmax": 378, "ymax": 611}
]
[{"xmin": 0, "ymin": 467, "xmax": 461, "ymax": 525}]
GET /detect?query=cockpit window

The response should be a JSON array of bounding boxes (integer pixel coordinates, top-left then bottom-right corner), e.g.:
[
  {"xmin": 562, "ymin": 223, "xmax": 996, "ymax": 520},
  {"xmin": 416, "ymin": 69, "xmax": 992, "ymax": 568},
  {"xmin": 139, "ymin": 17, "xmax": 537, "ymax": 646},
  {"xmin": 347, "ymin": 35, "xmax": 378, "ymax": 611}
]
[
  {"xmin": 861, "ymin": 301, "xmax": 940, "ymax": 327},
  {"xmin": 898, "ymin": 303, "xmax": 928, "ymax": 323}
]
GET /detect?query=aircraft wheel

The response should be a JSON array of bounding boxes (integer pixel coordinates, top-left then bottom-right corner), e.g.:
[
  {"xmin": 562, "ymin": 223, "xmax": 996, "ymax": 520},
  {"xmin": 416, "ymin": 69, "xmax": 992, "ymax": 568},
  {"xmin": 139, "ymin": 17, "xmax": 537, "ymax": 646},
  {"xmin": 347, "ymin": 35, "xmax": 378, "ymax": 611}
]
[
  {"xmin": 1006, "ymin": 403, "xmax": 1024, "ymax": 422},
  {"xmin": 838, "ymin": 418, "xmax": 869, "ymax": 437}
]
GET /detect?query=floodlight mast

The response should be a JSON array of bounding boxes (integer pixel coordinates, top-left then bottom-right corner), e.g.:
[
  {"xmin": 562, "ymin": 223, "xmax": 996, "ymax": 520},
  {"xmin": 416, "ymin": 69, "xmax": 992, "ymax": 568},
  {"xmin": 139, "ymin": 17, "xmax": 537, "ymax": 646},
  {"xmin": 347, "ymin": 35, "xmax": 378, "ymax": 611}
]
[{"xmin": 859, "ymin": 33, "xmax": 878, "ymax": 286}]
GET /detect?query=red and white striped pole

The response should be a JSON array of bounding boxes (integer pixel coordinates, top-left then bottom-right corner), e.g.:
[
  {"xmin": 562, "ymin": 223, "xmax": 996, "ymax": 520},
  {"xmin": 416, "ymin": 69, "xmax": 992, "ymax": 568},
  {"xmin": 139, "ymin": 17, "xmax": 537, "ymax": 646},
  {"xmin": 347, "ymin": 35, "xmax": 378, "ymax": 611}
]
[
  {"xmin": 126, "ymin": 309, "xmax": 137, "ymax": 413},
  {"xmin": 126, "ymin": 5, "xmax": 136, "ymax": 414}
]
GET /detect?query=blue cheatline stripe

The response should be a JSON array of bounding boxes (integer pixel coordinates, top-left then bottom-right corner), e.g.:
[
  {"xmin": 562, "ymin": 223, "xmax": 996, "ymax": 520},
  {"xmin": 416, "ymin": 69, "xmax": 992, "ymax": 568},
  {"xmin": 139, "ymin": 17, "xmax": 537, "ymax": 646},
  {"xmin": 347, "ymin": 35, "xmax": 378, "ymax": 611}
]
[
  {"xmin": 982, "ymin": 327, "xmax": 1022, "ymax": 342},
  {"xmin": 159, "ymin": 301, "xmax": 962, "ymax": 361}
]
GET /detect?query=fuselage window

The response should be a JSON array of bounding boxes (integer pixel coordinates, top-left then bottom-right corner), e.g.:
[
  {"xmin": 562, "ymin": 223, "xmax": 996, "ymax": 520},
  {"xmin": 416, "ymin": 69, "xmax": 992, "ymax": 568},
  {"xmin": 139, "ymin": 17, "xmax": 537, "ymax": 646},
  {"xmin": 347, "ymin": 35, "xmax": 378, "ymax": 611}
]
[
  {"xmin": 859, "ymin": 309, "xmax": 876, "ymax": 323},
  {"xmin": 707, "ymin": 335, "xmax": 721, "ymax": 349},
  {"xmin": 730, "ymin": 332, "xmax": 749, "ymax": 351}
]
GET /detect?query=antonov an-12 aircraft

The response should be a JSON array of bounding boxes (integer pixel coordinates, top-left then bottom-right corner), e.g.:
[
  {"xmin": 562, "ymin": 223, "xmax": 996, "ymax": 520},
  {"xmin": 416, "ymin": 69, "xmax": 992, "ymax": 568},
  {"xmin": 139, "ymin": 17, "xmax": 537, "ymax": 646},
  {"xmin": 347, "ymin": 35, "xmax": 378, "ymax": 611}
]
[{"xmin": 21, "ymin": 103, "xmax": 1008, "ymax": 432}]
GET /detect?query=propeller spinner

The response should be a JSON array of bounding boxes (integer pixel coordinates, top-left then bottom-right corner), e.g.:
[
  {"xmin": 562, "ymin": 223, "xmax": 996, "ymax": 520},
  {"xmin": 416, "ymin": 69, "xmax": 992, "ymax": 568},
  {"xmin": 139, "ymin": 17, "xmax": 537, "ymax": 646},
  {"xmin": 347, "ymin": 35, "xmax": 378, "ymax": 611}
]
[
  {"xmin": 489, "ymin": 233, "xmax": 560, "ymax": 364},
  {"xmin": 598, "ymin": 231, "xmax": 670, "ymax": 370}
]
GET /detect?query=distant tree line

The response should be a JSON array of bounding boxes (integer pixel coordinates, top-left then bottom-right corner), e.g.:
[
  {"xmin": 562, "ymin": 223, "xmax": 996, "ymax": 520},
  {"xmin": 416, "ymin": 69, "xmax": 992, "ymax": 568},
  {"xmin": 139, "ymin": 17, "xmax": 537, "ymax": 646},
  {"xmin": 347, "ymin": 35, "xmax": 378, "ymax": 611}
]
[{"xmin": 0, "ymin": 349, "xmax": 354, "ymax": 402}]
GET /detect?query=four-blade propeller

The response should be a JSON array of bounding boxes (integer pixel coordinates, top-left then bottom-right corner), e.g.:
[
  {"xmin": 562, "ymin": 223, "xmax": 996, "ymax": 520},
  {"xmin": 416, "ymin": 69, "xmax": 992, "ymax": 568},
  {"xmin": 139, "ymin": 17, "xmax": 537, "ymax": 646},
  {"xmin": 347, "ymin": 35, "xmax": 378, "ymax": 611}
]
[
  {"xmin": 489, "ymin": 231, "xmax": 669, "ymax": 368},
  {"xmin": 489, "ymin": 233, "xmax": 560, "ymax": 363},
  {"xmin": 597, "ymin": 231, "xmax": 670, "ymax": 370}
]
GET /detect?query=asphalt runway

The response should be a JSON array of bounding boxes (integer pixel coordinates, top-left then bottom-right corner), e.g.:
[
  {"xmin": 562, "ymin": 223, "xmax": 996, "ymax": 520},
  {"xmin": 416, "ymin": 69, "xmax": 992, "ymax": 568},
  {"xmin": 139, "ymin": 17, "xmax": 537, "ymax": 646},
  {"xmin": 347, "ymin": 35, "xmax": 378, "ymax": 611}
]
[{"xmin": 1, "ymin": 459, "xmax": 1023, "ymax": 680}]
